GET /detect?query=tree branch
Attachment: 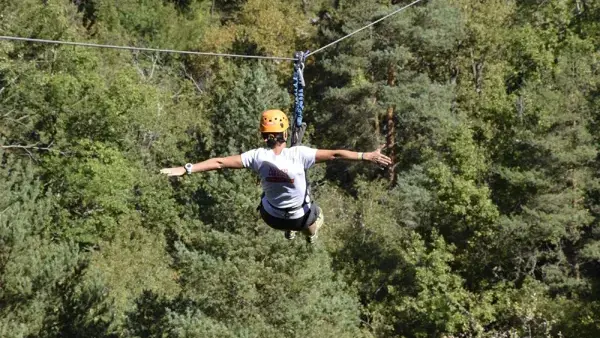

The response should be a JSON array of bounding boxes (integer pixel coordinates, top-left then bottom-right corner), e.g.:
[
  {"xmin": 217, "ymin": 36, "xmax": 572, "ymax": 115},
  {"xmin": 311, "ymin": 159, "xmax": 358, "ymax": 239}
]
[
  {"xmin": 0, "ymin": 76, "xmax": 20, "ymax": 98},
  {"xmin": 149, "ymin": 53, "xmax": 159, "ymax": 80},
  {"xmin": 0, "ymin": 143, "xmax": 66, "ymax": 156},
  {"xmin": 181, "ymin": 64, "xmax": 203, "ymax": 94}
]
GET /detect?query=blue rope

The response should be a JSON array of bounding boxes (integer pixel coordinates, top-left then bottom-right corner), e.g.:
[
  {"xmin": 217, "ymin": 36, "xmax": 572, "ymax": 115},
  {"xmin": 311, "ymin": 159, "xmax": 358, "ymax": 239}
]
[
  {"xmin": 293, "ymin": 51, "xmax": 308, "ymax": 128},
  {"xmin": 293, "ymin": 68, "xmax": 303, "ymax": 127},
  {"xmin": 291, "ymin": 51, "xmax": 308, "ymax": 147}
]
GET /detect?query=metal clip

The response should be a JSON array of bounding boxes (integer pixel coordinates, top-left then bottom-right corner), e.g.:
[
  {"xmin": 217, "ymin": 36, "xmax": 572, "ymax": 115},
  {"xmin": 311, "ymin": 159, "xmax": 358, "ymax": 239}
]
[{"xmin": 294, "ymin": 51, "xmax": 309, "ymax": 87}]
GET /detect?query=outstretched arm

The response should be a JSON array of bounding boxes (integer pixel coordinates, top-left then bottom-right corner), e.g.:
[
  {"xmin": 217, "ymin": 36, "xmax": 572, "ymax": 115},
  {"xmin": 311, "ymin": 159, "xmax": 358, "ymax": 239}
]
[
  {"xmin": 315, "ymin": 146, "xmax": 392, "ymax": 167},
  {"xmin": 160, "ymin": 155, "xmax": 244, "ymax": 177}
]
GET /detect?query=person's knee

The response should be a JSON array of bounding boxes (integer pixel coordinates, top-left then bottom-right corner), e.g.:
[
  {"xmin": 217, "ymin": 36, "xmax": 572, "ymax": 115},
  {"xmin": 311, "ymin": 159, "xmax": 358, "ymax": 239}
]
[{"xmin": 304, "ymin": 222, "xmax": 318, "ymax": 236}]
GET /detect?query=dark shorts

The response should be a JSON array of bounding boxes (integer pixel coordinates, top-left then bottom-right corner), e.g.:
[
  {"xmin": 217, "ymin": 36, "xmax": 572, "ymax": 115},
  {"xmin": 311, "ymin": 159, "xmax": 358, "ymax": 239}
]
[{"xmin": 259, "ymin": 202, "xmax": 320, "ymax": 231}]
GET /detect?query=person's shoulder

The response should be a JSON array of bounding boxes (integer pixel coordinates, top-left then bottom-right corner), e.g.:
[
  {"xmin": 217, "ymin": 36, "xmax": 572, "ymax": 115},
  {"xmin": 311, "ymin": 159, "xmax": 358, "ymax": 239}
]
[
  {"xmin": 289, "ymin": 145, "xmax": 314, "ymax": 151},
  {"xmin": 244, "ymin": 147, "xmax": 270, "ymax": 158},
  {"xmin": 285, "ymin": 146, "xmax": 302, "ymax": 154},
  {"xmin": 293, "ymin": 145, "xmax": 317, "ymax": 153},
  {"xmin": 286, "ymin": 145, "xmax": 316, "ymax": 158},
  {"xmin": 241, "ymin": 148, "xmax": 267, "ymax": 168}
]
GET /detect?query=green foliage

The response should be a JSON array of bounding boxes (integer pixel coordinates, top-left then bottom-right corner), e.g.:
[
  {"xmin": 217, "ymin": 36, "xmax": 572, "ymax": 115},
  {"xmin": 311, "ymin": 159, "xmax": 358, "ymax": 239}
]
[
  {"xmin": 0, "ymin": 155, "xmax": 81, "ymax": 337},
  {"xmin": 208, "ymin": 63, "xmax": 290, "ymax": 157},
  {"xmin": 2, "ymin": 0, "xmax": 600, "ymax": 337},
  {"xmin": 170, "ymin": 235, "xmax": 365, "ymax": 338}
]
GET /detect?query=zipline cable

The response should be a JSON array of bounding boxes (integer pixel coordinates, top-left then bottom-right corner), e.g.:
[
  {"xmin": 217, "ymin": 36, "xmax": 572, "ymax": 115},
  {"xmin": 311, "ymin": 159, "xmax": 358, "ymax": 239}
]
[
  {"xmin": 1, "ymin": 0, "xmax": 424, "ymax": 61},
  {"xmin": 0, "ymin": 36, "xmax": 296, "ymax": 61},
  {"xmin": 306, "ymin": 0, "xmax": 426, "ymax": 57}
]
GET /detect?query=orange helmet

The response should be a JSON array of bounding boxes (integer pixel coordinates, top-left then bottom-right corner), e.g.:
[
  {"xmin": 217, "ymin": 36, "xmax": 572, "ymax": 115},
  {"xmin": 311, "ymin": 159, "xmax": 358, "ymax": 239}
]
[{"xmin": 260, "ymin": 109, "xmax": 289, "ymax": 133}]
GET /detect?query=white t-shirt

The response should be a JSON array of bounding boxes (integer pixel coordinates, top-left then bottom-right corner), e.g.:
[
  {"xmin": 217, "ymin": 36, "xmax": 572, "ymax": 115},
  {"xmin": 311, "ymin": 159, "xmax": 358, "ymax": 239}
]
[{"xmin": 241, "ymin": 146, "xmax": 317, "ymax": 219}]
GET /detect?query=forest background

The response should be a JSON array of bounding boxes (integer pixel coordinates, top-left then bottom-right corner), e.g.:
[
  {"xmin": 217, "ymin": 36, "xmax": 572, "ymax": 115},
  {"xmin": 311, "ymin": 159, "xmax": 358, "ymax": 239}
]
[{"xmin": 1, "ymin": 0, "xmax": 600, "ymax": 337}]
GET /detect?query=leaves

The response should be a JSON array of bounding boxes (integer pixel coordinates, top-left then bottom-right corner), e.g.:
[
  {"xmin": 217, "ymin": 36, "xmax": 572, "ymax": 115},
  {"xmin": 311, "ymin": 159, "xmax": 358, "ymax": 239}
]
[{"xmin": 2, "ymin": 0, "xmax": 600, "ymax": 337}]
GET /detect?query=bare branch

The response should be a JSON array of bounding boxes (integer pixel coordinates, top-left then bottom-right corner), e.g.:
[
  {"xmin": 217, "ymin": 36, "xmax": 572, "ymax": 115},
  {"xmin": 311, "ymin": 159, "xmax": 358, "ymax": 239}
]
[
  {"xmin": 132, "ymin": 52, "xmax": 146, "ymax": 81},
  {"xmin": 181, "ymin": 63, "xmax": 203, "ymax": 94},
  {"xmin": 149, "ymin": 53, "xmax": 159, "ymax": 80},
  {"xmin": 0, "ymin": 143, "xmax": 66, "ymax": 156},
  {"xmin": 0, "ymin": 76, "xmax": 20, "ymax": 98}
]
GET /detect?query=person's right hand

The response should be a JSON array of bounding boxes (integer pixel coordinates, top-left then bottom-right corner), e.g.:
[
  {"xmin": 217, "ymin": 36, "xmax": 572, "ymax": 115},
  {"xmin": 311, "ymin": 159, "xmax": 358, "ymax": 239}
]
[{"xmin": 365, "ymin": 146, "xmax": 392, "ymax": 167}]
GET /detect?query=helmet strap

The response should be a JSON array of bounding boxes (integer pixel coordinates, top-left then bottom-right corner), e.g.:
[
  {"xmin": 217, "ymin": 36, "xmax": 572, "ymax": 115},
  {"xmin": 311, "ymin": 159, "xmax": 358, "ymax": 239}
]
[{"xmin": 263, "ymin": 132, "xmax": 287, "ymax": 148}]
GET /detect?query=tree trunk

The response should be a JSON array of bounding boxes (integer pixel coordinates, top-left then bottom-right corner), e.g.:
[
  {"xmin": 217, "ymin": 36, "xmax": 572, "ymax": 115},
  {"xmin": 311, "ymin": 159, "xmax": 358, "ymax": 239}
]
[
  {"xmin": 386, "ymin": 65, "xmax": 396, "ymax": 184},
  {"xmin": 373, "ymin": 97, "xmax": 379, "ymax": 136}
]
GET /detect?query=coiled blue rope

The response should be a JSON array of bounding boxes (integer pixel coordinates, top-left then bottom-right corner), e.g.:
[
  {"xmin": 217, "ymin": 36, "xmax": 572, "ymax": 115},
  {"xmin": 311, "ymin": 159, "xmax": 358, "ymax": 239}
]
[{"xmin": 291, "ymin": 51, "xmax": 308, "ymax": 146}]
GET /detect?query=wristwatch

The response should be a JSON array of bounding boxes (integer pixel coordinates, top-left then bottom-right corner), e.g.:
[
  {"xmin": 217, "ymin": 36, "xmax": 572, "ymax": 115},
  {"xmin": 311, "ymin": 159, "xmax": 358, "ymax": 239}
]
[{"xmin": 185, "ymin": 163, "xmax": 193, "ymax": 175}]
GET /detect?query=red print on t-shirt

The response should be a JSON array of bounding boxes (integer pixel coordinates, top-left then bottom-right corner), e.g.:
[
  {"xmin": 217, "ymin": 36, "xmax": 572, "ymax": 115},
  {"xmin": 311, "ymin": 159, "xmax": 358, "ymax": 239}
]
[{"xmin": 266, "ymin": 167, "xmax": 294, "ymax": 183}]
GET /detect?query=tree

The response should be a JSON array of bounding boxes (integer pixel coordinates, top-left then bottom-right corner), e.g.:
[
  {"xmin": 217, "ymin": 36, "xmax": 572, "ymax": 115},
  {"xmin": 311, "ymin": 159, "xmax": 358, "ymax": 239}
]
[{"xmin": 0, "ymin": 154, "xmax": 81, "ymax": 337}]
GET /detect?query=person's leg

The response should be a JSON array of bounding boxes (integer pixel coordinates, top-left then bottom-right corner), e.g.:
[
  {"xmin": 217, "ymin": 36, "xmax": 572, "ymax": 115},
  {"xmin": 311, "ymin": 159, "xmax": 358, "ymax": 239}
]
[
  {"xmin": 284, "ymin": 230, "xmax": 296, "ymax": 240},
  {"xmin": 301, "ymin": 204, "xmax": 324, "ymax": 243},
  {"xmin": 259, "ymin": 203, "xmax": 323, "ymax": 243},
  {"xmin": 259, "ymin": 204, "xmax": 303, "ymax": 240}
]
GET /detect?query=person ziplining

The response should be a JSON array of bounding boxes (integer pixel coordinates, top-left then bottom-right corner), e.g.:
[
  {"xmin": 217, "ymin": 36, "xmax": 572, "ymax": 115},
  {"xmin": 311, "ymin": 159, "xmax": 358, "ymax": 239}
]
[
  {"xmin": 2, "ymin": 1, "xmax": 418, "ymax": 242},
  {"xmin": 160, "ymin": 49, "xmax": 391, "ymax": 243},
  {"xmin": 159, "ymin": 109, "xmax": 392, "ymax": 243}
]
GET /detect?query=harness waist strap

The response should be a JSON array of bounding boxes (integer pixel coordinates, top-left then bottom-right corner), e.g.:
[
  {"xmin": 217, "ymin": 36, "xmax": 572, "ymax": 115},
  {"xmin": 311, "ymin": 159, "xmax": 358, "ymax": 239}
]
[{"xmin": 265, "ymin": 199, "xmax": 306, "ymax": 212}]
